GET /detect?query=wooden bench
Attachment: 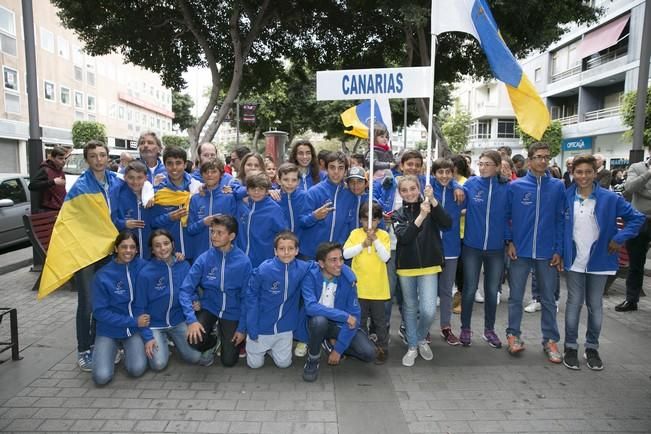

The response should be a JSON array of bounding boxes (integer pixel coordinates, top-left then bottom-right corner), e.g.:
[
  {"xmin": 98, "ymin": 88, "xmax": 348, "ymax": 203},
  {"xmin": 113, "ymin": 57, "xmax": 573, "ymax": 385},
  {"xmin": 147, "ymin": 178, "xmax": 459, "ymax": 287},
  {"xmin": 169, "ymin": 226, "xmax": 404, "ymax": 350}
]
[
  {"xmin": 22, "ymin": 210, "xmax": 58, "ymax": 291},
  {"xmin": 0, "ymin": 308, "xmax": 21, "ymax": 361}
]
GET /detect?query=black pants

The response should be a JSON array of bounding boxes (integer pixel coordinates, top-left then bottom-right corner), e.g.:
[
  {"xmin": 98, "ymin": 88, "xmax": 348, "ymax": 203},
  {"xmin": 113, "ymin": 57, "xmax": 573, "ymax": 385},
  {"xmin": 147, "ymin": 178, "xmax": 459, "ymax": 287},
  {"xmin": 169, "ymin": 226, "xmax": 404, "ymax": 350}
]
[
  {"xmin": 189, "ymin": 309, "xmax": 240, "ymax": 367},
  {"xmin": 626, "ymin": 218, "xmax": 651, "ymax": 303},
  {"xmin": 360, "ymin": 299, "xmax": 388, "ymax": 351},
  {"xmin": 306, "ymin": 316, "xmax": 376, "ymax": 362}
]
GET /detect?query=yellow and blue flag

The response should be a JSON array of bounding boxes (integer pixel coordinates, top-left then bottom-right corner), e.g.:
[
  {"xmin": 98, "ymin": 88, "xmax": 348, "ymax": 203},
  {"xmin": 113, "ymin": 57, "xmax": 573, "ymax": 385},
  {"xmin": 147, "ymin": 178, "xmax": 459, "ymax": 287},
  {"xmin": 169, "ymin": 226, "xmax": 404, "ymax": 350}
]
[
  {"xmin": 38, "ymin": 171, "xmax": 119, "ymax": 299},
  {"xmin": 432, "ymin": 0, "xmax": 550, "ymax": 140},
  {"xmin": 154, "ymin": 188, "xmax": 191, "ymax": 226},
  {"xmin": 340, "ymin": 100, "xmax": 387, "ymax": 139}
]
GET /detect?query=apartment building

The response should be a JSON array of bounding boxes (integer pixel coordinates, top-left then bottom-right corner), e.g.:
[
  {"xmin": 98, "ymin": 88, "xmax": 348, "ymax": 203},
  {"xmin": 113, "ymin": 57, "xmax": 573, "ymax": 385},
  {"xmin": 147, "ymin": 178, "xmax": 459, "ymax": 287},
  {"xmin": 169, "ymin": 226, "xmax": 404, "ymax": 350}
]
[
  {"xmin": 0, "ymin": 0, "xmax": 174, "ymax": 173},
  {"xmin": 452, "ymin": 0, "xmax": 648, "ymax": 169}
]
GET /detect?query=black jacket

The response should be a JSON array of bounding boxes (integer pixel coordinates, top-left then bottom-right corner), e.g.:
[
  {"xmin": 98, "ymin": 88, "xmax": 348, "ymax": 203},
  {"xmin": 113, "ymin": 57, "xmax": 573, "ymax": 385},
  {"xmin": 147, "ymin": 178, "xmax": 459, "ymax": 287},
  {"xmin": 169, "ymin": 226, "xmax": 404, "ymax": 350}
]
[{"xmin": 392, "ymin": 199, "xmax": 452, "ymax": 270}]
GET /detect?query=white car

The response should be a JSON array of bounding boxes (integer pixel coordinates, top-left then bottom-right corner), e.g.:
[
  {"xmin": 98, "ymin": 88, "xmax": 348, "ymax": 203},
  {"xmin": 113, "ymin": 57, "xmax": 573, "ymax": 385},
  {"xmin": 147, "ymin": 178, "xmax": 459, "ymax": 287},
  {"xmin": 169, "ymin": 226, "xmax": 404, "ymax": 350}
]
[{"xmin": 0, "ymin": 174, "xmax": 31, "ymax": 249}]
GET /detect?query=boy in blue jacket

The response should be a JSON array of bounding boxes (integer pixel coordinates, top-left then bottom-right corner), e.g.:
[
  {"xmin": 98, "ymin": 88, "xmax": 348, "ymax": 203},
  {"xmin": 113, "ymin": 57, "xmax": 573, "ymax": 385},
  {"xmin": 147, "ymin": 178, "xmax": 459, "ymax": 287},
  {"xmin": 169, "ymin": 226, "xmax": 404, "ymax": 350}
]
[
  {"xmin": 301, "ymin": 152, "xmax": 358, "ymax": 259},
  {"xmin": 276, "ymin": 162, "xmax": 310, "ymax": 240},
  {"xmin": 111, "ymin": 160, "xmax": 154, "ymax": 259},
  {"xmin": 180, "ymin": 215, "xmax": 252, "ymax": 367},
  {"xmin": 302, "ymin": 242, "xmax": 376, "ymax": 382},
  {"xmin": 245, "ymin": 231, "xmax": 311, "ymax": 369},
  {"xmin": 505, "ymin": 142, "xmax": 565, "ymax": 363},
  {"xmin": 236, "ymin": 173, "xmax": 288, "ymax": 267},
  {"xmin": 187, "ymin": 160, "xmax": 237, "ymax": 259},
  {"xmin": 151, "ymin": 147, "xmax": 202, "ymax": 260}
]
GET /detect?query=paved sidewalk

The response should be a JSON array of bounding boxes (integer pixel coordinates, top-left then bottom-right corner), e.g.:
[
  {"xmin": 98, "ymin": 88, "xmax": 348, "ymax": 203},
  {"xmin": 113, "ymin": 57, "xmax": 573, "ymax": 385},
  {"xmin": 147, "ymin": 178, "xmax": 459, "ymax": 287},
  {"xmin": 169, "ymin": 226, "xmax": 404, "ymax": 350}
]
[{"xmin": 1, "ymin": 266, "xmax": 650, "ymax": 433}]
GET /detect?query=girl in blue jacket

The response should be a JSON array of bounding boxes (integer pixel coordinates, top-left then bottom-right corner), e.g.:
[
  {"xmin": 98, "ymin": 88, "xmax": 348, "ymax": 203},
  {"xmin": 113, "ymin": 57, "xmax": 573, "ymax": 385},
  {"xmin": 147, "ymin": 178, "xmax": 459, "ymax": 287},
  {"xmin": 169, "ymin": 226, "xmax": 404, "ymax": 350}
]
[
  {"xmin": 137, "ymin": 229, "xmax": 212, "ymax": 370},
  {"xmin": 561, "ymin": 155, "xmax": 644, "ymax": 371},
  {"xmin": 460, "ymin": 150, "xmax": 510, "ymax": 348},
  {"xmin": 288, "ymin": 140, "xmax": 325, "ymax": 192},
  {"xmin": 91, "ymin": 230, "xmax": 149, "ymax": 385}
]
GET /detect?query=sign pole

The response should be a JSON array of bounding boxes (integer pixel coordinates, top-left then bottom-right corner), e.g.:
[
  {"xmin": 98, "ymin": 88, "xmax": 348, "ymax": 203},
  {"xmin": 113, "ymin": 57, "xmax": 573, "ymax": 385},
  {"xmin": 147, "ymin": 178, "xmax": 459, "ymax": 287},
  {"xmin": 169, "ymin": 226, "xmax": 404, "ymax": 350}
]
[
  {"xmin": 425, "ymin": 36, "xmax": 438, "ymax": 185},
  {"xmin": 368, "ymin": 98, "xmax": 375, "ymax": 236}
]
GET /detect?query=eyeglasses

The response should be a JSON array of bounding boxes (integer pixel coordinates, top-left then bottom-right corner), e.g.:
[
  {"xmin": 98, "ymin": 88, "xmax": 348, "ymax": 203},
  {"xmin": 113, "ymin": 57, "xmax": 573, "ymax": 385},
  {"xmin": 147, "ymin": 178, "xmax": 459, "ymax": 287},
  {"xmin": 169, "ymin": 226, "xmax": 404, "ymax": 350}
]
[
  {"xmin": 531, "ymin": 155, "xmax": 551, "ymax": 161},
  {"xmin": 478, "ymin": 162, "xmax": 496, "ymax": 167}
]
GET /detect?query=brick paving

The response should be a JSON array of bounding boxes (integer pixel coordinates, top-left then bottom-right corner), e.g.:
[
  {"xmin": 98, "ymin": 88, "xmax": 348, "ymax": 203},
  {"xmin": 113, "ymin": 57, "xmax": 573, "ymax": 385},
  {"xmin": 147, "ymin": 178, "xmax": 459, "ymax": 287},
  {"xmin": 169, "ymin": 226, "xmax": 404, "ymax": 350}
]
[{"xmin": 1, "ymin": 266, "xmax": 650, "ymax": 433}]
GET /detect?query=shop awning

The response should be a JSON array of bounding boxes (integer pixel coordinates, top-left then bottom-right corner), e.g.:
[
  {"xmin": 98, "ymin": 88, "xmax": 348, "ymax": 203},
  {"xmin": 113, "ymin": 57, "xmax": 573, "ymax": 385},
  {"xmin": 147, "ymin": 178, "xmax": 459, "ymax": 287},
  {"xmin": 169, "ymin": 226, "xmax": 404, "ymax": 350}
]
[{"xmin": 577, "ymin": 14, "xmax": 630, "ymax": 59}]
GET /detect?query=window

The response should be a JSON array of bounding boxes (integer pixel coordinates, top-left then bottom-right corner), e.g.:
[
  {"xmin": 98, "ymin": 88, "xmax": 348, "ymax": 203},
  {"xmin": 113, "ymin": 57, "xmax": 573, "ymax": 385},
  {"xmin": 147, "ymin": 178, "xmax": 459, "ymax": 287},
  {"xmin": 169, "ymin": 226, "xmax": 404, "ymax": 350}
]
[
  {"xmin": 534, "ymin": 68, "xmax": 542, "ymax": 82},
  {"xmin": 127, "ymin": 108, "xmax": 133, "ymax": 121},
  {"xmin": 551, "ymin": 41, "xmax": 580, "ymax": 76},
  {"xmin": 74, "ymin": 90, "xmax": 84, "ymax": 109},
  {"xmin": 74, "ymin": 66, "xmax": 83, "ymax": 81},
  {"xmin": 44, "ymin": 80, "xmax": 55, "ymax": 101},
  {"xmin": 75, "ymin": 110, "xmax": 84, "ymax": 120},
  {"xmin": 497, "ymin": 119, "xmax": 518, "ymax": 138},
  {"xmin": 0, "ymin": 178, "xmax": 27, "ymax": 203},
  {"xmin": 60, "ymin": 86, "xmax": 70, "ymax": 105},
  {"xmin": 87, "ymin": 114, "xmax": 96, "ymax": 121},
  {"xmin": 57, "ymin": 35, "xmax": 69, "ymax": 58},
  {"xmin": 0, "ymin": 6, "xmax": 17, "ymax": 56},
  {"xmin": 40, "ymin": 27, "xmax": 54, "ymax": 53},
  {"xmin": 72, "ymin": 45, "xmax": 83, "ymax": 66},
  {"xmin": 118, "ymin": 105, "xmax": 125, "ymax": 120},
  {"xmin": 87, "ymin": 71, "xmax": 95, "ymax": 86},
  {"xmin": 86, "ymin": 59, "xmax": 96, "ymax": 86},
  {"xmin": 4, "ymin": 92, "xmax": 19, "ymax": 113},
  {"xmin": 87, "ymin": 95, "xmax": 95, "ymax": 111},
  {"xmin": 470, "ymin": 120, "xmax": 492, "ymax": 139},
  {"xmin": 109, "ymin": 103, "xmax": 116, "ymax": 118},
  {"xmin": 3, "ymin": 66, "xmax": 18, "ymax": 91}
]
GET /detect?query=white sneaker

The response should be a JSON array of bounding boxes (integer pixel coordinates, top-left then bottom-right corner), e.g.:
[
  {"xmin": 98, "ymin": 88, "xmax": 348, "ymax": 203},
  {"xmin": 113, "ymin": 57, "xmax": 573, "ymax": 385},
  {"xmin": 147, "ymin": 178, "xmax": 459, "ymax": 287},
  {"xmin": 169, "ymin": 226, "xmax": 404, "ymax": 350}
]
[
  {"xmin": 294, "ymin": 342, "xmax": 307, "ymax": 357},
  {"xmin": 436, "ymin": 297, "xmax": 440, "ymax": 307},
  {"xmin": 496, "ymin": 293, "xmax": 501, "ymax": 305},
  {"xmin": 402, "ymin": 348, "xmax": 418, "ymax": 367},
  {"xmin": 524, "ymin": 300, "xmax": 541, "ymax": 313},
  {"xmin": 418, "ymin": 343, "xmax": 434, "ymax": 361},
  {"xmin": 474, "ymin": 291, "xmax": 484, "ymax": 303}
]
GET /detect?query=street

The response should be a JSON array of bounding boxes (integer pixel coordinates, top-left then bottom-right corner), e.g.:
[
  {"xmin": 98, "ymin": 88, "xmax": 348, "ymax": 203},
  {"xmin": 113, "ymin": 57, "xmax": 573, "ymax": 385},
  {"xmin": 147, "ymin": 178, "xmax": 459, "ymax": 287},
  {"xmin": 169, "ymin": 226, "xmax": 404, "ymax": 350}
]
[{"xmin": 1, "ymin": 263, "xmax": 650, "ymax": 433}]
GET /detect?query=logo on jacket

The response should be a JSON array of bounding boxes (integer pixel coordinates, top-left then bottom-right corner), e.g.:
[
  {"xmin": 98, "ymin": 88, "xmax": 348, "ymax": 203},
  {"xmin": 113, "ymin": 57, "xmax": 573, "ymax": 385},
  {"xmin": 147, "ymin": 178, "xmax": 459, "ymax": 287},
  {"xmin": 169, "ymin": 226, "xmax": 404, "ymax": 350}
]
[
  {"xmin": 114, "ymin": 280, "xmax": 127, "ymax": 296},
  {"xmin": 268, "ymin": 281, "xmax": 281, "ymax": 295},
  {"xmin": 198, "ymin": 205, "xmax": 206, "ymax": 219},
  {"xmin": 473, "ymin": 190, "xmax": 484, "ymax": 203},
  {"xmin": 206, "ymin": 267, "xmax": 217, "ymax": 281},
  {"xmin": 125, "ymin": 209, "xmax": 136, "ymax": 219},
  {"xmin": 154, "ymin": 277, "xmax": 166, "ymax": 291},
  {"xmin": 521, "ymin": 192, "xmax": 533, "ymax": 206}
]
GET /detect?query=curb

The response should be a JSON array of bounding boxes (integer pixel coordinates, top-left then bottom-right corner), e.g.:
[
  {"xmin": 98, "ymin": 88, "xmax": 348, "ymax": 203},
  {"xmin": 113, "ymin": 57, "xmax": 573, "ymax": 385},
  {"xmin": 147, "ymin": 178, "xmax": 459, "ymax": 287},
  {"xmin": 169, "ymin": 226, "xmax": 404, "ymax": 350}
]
[{"xmin": 0, "ymin": 258, "xmax": 33, "ymax": 276}]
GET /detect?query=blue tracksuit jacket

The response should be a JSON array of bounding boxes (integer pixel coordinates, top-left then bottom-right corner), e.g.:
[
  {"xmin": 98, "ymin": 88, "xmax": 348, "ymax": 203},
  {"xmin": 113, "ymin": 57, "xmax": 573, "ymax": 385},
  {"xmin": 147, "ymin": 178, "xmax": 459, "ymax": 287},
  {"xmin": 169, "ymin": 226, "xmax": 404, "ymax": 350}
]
[
  {"xmin": 278, "ymin": 188, "xmax": 310, "ymax": 238},
  {"xmin": 246, "ymin": 257, "xmax": 312, "ymax": 340},
  {"xmin": 463, "ymin": 175, "xmax": 510, "ymax": 251},
  {"xmin": 179, "ymin": 245, "xmax": 252, "ymax": 333},
  {"xmin": 508, "ymin": 171, "xmax": 566, "ymax": 259},
  {"xmin": 563, "ymin": 182, "xmax": 645, "ymax": 272},
  {"xmin": 111, "ymin": 182, "xmax": 153, "ymax": 259},
  {"xmin": 236, "ymin": 196, "xmax": 288, "ymax": 268},
  {"xmin": 186, "ymin": 187, "xmax": 237, "ymax": 259},
  {"xmin": 433, "ymin": 180, "xmax": 466, "ymax": 259}
]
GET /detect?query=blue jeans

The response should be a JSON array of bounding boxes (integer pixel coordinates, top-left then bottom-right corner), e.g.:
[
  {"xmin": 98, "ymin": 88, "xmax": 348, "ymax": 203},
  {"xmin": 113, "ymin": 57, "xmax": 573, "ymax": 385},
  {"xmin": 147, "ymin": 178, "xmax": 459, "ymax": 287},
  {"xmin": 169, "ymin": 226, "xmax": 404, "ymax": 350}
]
[
  {"xmin": 564, "ymin": 271, "xmax": 608, "ymax": 350},
  {"xmin": 399, "ymin": 273, "xmax": 438, "ymax": 348},
  {"xmin": 92, "ymin": 334, "xmax": 147, "ymax": 385},
  {"xmin": 460, "ymin": 246, "xmax": 503, "ymax": 331},
  {"xmin": 438, "ymin": 258, "xmax": 458, "ymax": 328},
  {"xmin": 531, "ymin": 267, "xmax": 560, "ymax": 302},
  {"xmin": 74, "ymin": 256, "xmax": 110, "ymax": 352},
  {"xmin": 149, "ymin": 322, "xmax": 202, "ymax": 370},
  {"xmin": 507, "ymin": 257, "xmax": 560, "ymax": 343}
]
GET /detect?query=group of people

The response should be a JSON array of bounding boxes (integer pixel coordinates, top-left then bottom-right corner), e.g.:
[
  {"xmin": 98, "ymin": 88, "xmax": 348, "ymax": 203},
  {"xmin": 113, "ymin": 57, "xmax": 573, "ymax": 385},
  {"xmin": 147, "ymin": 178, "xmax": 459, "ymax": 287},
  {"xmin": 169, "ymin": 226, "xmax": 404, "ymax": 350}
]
[{"xmin": 37, "ymin": 124, "xmax": 649, "ymax": 386}]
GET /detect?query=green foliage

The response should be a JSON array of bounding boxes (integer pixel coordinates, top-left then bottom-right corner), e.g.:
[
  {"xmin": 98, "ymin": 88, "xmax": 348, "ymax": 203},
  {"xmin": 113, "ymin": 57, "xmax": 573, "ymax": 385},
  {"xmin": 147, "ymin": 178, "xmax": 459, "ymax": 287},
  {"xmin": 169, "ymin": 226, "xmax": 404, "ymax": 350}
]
[
  {"xmin": 441, "ymin": 109, "xmax": 471, "ymax": 153},
  {"xmin": 162, "ymin": 135, "xmax": 190, "ymax": 150},
  {"xmin": 621, "ymin": 89, "xmax": 651, "ymax": 147},
  {"xmin": 517, "ymin": 120, "xmax": 563, "ymax": 157},
  {"xmin": 71, "ymin": 121, "xmax": 107, "ymax": 148},
  {"xmin": 171, "ymin": 92, "xmax": 195, "ymax": 131}
]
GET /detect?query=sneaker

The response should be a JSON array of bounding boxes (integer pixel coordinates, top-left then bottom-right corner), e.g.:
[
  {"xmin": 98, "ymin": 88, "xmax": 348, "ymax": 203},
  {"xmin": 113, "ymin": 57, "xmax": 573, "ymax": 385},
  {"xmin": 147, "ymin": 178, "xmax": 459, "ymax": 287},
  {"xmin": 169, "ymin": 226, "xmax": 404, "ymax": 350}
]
[
  {"xmin": 474, "ymin": 291, "xmax": 484, "ymax": 303},
  {"xmin": 303, "ymin": 356, "xmax": 320, "ymax": 382},
  {"xmin": 584, "ymin": 348, "xmax": 603, "ymax": 371},
  {"xmin": 402, "ymin": 348, "xmax": 418, "ymax": 367},
  {"xmin": 563, "ymin": 347, "xmax": 580, "ymax": 370},
  {"xmin": 524, "ymin": 300, "xmax": 541, "ymax": 313},
  {"xmin": 198, "ymin": 348, "xmax": 215, "ymax": 367},
  {"xmin": 294, "ymin": 342, "xmax": 307, "ymax": 357},
  {"xmin": 238, "ymin": 346, "xmax": 247, "ymax": 359},
  {"xmin": 482, "ymin": 329, "xmax": 502, "ymax": 348},
  {"xmin": 369, "ymin": 333, "xmax": 378, "ymax": 343},
  {"xmin": 417, "ymin": 342, "xmax": 434, "ymax": 361},
  {"xmin": 114, "ymin": 349, "xmax": 124, "ymax": 365},
  {"xmin": 375, "ymin": 347, "xmax": 387, "ymax": 365},
  {"xmin": 436, "ymin": 296, "xmax": 440, "ymax": 307},
  {"xmin": 459, "ymin": 328, "xmax": 472, "ymax": 347},
  {"xmin": 506, "ymin": 334, "xmax": 525, "ymax": 355},
  {"xmin": 440, "ymin": 327, "xmax": 460, "ymax": 346},
  {"xmin": 321, "ymin": 340, "xmax": 333, "ymax": 354},
  {"xmin": 543, "ymin": 340, "xmax": 562, "ymax": 364},
  {"xmin": 77, "ymin": 350, "xmax": 93, "ymax": 372},
  {"xmin": 398, "ymin": 324, "xmax": 407, "ymax": 345},
  {"xmin": 496, "ymin": 293, "xmax": 501, "ymax": 305}
]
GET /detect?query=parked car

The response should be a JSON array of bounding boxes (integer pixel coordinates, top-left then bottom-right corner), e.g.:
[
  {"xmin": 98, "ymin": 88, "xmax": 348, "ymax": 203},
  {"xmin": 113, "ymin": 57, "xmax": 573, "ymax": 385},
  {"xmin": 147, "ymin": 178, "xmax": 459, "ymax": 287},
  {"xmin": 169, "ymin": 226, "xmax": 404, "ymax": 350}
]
[{"xmin": 0, "ymin": 174, "xmax": 31, "ymax": 249}]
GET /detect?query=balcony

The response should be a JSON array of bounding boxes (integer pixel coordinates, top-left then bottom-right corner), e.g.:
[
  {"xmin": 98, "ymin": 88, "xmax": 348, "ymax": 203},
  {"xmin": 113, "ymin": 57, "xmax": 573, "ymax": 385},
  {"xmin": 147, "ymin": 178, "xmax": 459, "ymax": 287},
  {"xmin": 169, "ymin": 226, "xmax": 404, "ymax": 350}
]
[
  {"xmin": 584, "ymin": 45, "xmax": 628, "ymax": 71},
  {"xmin": 551, "ymin": 65, "xmax": 581, "ymax": 83},
  {"xmin": 555, "ymin": 115, "xmax": 579, "ymax": 126},
  {"xmin": 584, "ymin": 105, "xmax": 621, "ymax": 122}
]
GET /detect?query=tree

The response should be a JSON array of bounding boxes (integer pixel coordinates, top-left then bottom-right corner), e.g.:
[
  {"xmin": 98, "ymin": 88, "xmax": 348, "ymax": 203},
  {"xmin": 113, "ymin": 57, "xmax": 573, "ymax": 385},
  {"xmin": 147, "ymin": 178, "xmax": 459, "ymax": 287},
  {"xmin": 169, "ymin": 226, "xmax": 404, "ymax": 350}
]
[
  {"xmin": 162, "ymin": 135, "xmax": 190, "ymax": 150},
  {"xmin": 621, "ymin": 89, "xmax": 651, "ymax": 147},
  {"xmin": 71, "ymin": 121, "xmax": 107, "ymax": 148},
  {"xmin": 171, "ymin": 91, "xmax": 195, "ymax": 132},
  {"xmin": 517, "ymin": 120, "xmax": 563, "ymax": 157},
  {"xmin": 441, "ymin": 109, "xmax": 471, "ymax": 154}
]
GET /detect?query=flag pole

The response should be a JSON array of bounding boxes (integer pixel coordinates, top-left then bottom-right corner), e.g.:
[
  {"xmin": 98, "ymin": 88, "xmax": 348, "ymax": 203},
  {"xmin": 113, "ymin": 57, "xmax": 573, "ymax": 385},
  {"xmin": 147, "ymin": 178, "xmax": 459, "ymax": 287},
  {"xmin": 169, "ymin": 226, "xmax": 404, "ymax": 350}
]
[
  {"xmin": 368, "ymin": 98, "xmax": 375, "ymax": 235},
  {"xmin": 425, "ymin": 35, "xmax": 438, "ymax": 186}
]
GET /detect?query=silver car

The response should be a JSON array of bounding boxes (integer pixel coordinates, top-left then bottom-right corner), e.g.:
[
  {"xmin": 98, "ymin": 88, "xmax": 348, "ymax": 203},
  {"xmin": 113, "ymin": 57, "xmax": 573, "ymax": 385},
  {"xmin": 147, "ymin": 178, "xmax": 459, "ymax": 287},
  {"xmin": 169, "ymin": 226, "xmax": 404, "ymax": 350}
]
[{"xmin": 0, "ymin": 174, "xmax": 31, "ymax": 249}]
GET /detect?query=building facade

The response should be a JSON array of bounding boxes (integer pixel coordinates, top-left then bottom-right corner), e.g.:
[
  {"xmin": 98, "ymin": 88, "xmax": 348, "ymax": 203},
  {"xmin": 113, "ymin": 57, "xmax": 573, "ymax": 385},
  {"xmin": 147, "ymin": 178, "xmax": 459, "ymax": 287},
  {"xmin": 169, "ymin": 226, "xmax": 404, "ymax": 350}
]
[
  {"xmin": 0, "ymin": 0, "xmax": 174, "ymax": 173},
  {"xmin": 452, "ymin": 0, "xmax": 648, "ymax": 169}
]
